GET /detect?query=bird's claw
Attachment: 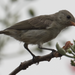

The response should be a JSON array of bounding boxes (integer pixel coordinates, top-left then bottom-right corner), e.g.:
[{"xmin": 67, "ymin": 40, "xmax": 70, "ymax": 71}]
[{"xmin": 32, "ymin": 55, "xmax": 40, "ymax": 64}]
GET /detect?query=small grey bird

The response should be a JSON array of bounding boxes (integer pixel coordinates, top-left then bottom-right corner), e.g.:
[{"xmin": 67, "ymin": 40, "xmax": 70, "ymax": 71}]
[{"xmin": 0, "ymin": 10, "xmax": 75, "ymax": 58}]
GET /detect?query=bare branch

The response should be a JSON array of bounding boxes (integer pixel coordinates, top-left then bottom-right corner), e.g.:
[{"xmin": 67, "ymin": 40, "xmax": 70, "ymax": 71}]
[{"xmin": 9, "ymin": 51, "xmax": 62, "ymax": 75}]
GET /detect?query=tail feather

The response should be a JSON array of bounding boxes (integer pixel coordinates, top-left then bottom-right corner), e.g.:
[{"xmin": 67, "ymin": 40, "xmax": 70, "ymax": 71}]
[
  {"xmin": 0, "ymin": 31, "xmax": 5, "ymax": 34},
  {"xmin": 0, "ymin": 30, "xmax": 8, "ymax": 34},
  {"xmin": 0, "ymin": 30, "xmax": 13, "ymax": 35}
]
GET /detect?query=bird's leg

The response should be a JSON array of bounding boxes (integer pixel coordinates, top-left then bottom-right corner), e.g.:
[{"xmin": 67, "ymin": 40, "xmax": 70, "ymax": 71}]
[
  {"xmin": 24, "ymin": 43, "xmax": 40, "ymax": 63},
  {"xmin": 38, "ymin": 44, "xmax": 56, "ymax": 52},
  {"xmin": 24, "ymin": 43, "xmax": 36, "ymax": 58}
]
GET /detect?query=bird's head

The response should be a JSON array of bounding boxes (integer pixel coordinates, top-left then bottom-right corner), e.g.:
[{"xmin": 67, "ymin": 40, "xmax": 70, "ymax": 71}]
[{"xmin": 55, "ymin": 10, "xmax": 75, "ymax": 28}]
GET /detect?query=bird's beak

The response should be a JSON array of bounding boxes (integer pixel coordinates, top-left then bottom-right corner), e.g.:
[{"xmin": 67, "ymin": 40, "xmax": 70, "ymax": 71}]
[{"xmin": 70, "ymin": 21, "xmax": 75, "ymax": 26}]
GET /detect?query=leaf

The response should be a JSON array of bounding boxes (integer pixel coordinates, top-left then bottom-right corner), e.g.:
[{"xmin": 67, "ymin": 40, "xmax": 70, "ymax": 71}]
[
  {"xmin": 28, "ymin": 9, "xmax": 35, "ymax": 17},
  {"xmin": 56, "ymin": 43, "xmax": 66, "ymax": 55},
  {"xmin": 71, "ymin": 60, "xmax": 75, "ymax": 66}
]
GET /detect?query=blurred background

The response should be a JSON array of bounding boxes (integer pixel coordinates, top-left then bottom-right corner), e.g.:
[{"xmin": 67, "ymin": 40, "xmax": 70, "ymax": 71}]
[{"xmin": 0, "ymin": 0, "xmax": 75, "ymax": 75}]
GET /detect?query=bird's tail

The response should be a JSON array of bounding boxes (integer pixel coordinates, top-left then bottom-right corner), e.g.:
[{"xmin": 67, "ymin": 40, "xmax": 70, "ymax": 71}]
[
  {"xmin": 0, "ymin": 31, "xmax": 4, "ymax": 34},
  {"xmin": 0, "ymin": 30, "xmax": 8, "ymax": 34}
]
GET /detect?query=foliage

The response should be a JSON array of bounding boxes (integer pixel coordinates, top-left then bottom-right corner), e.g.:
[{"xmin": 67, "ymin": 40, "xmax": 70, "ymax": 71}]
[{"xmin": 56, "ymin": 41, "xmax": 75, "ymax": 67}]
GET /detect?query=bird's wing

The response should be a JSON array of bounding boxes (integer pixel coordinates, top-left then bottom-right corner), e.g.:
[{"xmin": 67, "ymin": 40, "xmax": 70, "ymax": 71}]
[{"xmin": 7, "ymin": 15, "xmax": 53, "ymax": 30}]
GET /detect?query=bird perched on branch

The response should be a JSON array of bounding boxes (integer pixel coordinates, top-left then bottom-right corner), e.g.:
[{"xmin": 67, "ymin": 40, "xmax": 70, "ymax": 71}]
[{"xmin": 0, "ymin": 10, "xmax": 75, "ymax": 59}]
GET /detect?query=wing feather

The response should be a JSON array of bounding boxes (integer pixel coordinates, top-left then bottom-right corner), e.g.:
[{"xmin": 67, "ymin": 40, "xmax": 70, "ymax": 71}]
[{"xmin": 7, "ymin": 15, "xmax": 53, "ymax": 30}]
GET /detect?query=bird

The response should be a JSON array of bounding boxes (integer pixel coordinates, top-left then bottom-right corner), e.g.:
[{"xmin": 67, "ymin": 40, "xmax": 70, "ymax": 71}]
[{"xmin": 0, "ymin": 10, "xmax": 75, "ymax": 59}]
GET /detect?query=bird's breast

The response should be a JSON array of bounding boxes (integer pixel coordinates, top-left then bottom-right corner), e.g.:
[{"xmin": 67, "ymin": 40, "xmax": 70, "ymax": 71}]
[{"xmin": 20, "ymin": 29, "xmax": 60, "ymax": 44}]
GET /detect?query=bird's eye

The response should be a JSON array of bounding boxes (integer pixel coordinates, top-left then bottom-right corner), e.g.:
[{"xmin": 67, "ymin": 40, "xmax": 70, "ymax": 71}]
[{"xmin": 67, "ymin": 15, "xmax": 71, "ymax": 19}]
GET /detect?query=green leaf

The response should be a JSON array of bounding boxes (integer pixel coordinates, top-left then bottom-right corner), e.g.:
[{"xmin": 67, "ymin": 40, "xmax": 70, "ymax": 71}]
[
  {"xmin": 67, "ymin": 49, "xmax": 72, "ymax": 54},
  {"xmin": 70, "ymin": 45, "xmax": 75, "ymax": 53},
  {"xmin": 71, "ymin": 60, "xmax": 75, "ymax": 66},
  {"xmin": 56, "ymin": 43, "xmax": 66, "ymax": 55},
  {"xmin": 28, "ymin": 9, "xmax": 35, "ymax": 17}
]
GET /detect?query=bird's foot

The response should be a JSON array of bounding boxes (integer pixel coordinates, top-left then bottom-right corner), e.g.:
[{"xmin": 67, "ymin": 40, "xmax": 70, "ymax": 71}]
[
  {"xmin": 51, "ymin": 49, "xmax": 57, "ymax": 57},
  {"xmin": 32, "ymin": 55, "xmax": 40, "ymax": 64}
]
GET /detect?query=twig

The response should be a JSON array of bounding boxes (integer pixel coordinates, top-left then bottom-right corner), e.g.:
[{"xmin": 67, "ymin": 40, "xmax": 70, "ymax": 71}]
[{"xmin": 9, "ymin": 50, "xmax": 62, "ymax": 75}]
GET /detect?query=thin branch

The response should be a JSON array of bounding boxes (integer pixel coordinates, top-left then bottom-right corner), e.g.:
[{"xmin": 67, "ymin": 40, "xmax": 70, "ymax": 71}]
[{"xmin": 9, "ymin": 51, "xmax": 62, "ymax": 75}]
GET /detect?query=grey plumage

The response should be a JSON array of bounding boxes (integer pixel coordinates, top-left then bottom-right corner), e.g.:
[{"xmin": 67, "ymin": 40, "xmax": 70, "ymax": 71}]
[{"xmin": 0, "ymin": 10, "xmax": 75, "ymax": 58}]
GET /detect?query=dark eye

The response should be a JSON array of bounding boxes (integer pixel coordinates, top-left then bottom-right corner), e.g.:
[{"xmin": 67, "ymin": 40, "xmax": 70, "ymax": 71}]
[{"xmin": 67, "ymin": 15, "xmax": 71, "ymax": 19}]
